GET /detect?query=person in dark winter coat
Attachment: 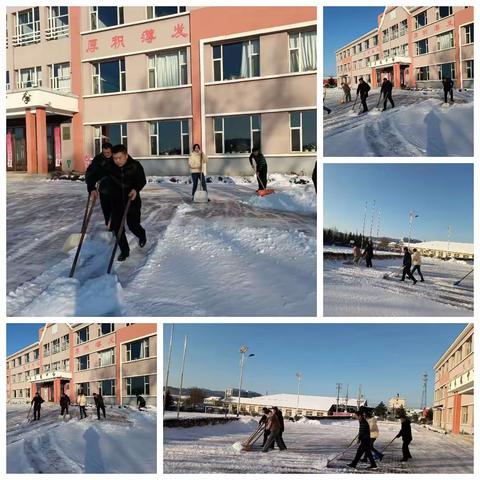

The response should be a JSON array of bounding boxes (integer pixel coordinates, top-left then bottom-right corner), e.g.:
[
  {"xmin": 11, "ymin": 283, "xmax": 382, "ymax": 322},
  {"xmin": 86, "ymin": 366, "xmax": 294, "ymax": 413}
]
[
  {"xmin": 357, "ymin": 78, "xmax": 371, "ymax": 113},
  {"xmin": 85, "ymin": 142, "xmax": 113, "ymax": 228},
  {"xmin": 396, "ymin": 413, "xmax": 413, "ymax": 462},
  {"xmin": 347, "ymin": 410, "xmax": 377, "ymax": 469},
  {"xmin": 93, "ymin": 393, "xmax": 106, "ymax": 420},
  {"xmin": 380, "ymin": 78, "xmax": 395, "ymax": 111},
  {"xmin": 401, "ymin": 247, "xmax": 417, "ymax": 284},
  {"xmin": 312, "ymin": 162, "xmax": 317, "ymax": 193},
  {"xmin": 249, "ymin": 148, "xmax": 268, "ymax": 190},
  {"xmin": 259, "ymin": 407, "xmax": 272, "ymax": 448},
  {"xmin": 273, "ymin": 407, "xmax": 287, "ymax": 450},
  {"xmin": 262, "ymin": 409, "xmax": 287, "ymax": 452},
  {"xmin": 137, "ymin": 394, "xmax": 146, "ymax": 411},
  {"xmin": 31, "ymin": 392, "xmax": 44, "ymax": 421},
  {"xmin": 342, "ymin": 82, "xmax": 352, "ymax": 102},
  {"xmin": 60, "ymin": 392, "xmax": 71, "ymax": 416},
  {"xmin": 104, "ymin": 144, "xmax": 147, "ymax": 261},
  {"xmin": 442, "ymin": 77, "xmax": 454, "ymax": 103},
  {"xmin": 364, "ymin": 241, "xmax": 374, "ymax": 268}
]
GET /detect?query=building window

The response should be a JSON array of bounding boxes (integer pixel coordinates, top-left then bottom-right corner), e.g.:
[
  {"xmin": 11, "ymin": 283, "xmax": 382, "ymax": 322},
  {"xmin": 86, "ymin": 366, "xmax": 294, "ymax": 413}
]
[
  {"xmin": 213, "ymin": 38, "xmax": 260, "ymax": 81},
  {"xmin": 93, "ymin": 124, "xmax": 128, "ymax": 154},
  {"xmin": 6, "ymin": 71, "xmax": 10, "ymax": 90},
  {"xmin": 62, "ymin": 359, "xmax": 69, "ymax": 370},
  {"xmin": 77, "ymin": 382, "xmax": 90, "ymax": 396},
  {"xmin": 126, "ymin": 375, "xmax": 150, "ymax": 395},
  {"xmin": 52, "ymin": 338, "xmax": 60, "ymax": 354},
  {"xmin": 17, "ymin": 66, "xmax": 42, "ymax": 89},
  {"xmin": 414, "ymin": 11, "xmax": 428, "ymax": 29},
  {"xmin": 126, "ymin": 338, "xmax": 150, "ymax": 361},
  {"xmin": 92, "ymin": 58, "xmax": 126, "ymax": 94},
  {"xmin": 13, "ymin": 8, "xmax": 40, "ymax": 46},
  {"xmin": 438, "ymin": 62, "xmax": 455, "ymax": 80},
  {"xmin": 98, "ymin": 348, "xmax": 115, "ymax": 367},
  {"xmin": 290, "ymin": 111, "xmax": 317, "ymax": 152},
  {"xmin": 461, "ymin": 406, "xmax": 468, "ymax": 424},
  {"xmin": 391, "ymin": 24, "xmax": 399, "ymax": 40},
  {"xmin": 99, "ymin": 324, "xmax": 115, "ymax": 336},
  {"xmin": 146, "ymin": 6, "xmax": 186, "ymax": 19},
  {"xmin": 148, "ymin": 49, "xmax": 187, "ymax": 88},
  {"xmin": 49, "ymin": 62, "xmax": 71, "ymax": 92},
  {"xmin": 24, "ymin": 352, "xmax": 30, "ymax": 363},
  {"xmin": 415, "ymin": 39, "xmax": 429, "ymax": 55},
  {"xmin": 150, "ymin": 120, "xmax": 189, "ymax": 155},
  {"xmin": 33, "ymin": 349, "xmax": 39, "ymax": 360},
  {"xmin": 372, "ymin": 35, "xmax": 378, "ymax": 46},
  {"xmin": 436, "ymin": 6, "xmax": 453, "ymax": 20},
  {"xmin": 382, "ymin": 29, "xmax": 389, "ymax": 43},
  {"xmin": 43, "ymin": 344, "xmax": 50, "ymax": 357},
  {"xmin": 44, "ymin": 364, "xmax": 50, "ymax": 373},
  {"xmin": 465, "ymin": 24, "xmax": 474, "ymax": 44},
  {"xmin": 76, "ymin": 327, "xmax": 89, "ymax": 345},
  {"xmin": 77, "ymin": 354, "xmax": 90, "ymax": 371},
  {"xmin": 213, "ymin": 114, "xmax": 261, "ymax": 154},
  {"xmin": 99, "ymin": 379, "xmax": 116, "ymax": 396},
  {"xmin": 416, "ymin": 66, "xmax": 430, "ymax": 81},
  {"xmin": 289, "ymin": 31, "xmax": 316, "ymax": 73},
  {"xmin": 62, "ymin": 335, "xmax": 69, "ymax": 351},
  {"xmin": 90, "ymin": 6, "xmax": 124, "ymax": 30},
  {"xmin": 34, "ymin": 368, "xmax": 40, "ymax": 375},
  {"xmin": 437, "ymin": 31, "xmax": 454, "ymax": 51},
  {"xmin": 52, "ymin": 361, "xmax": 60, "ymax": 371},
  {"xmin": 399, "ymin": 19, "xmax": 408, "ymax": 36},
  {"xmin": 46, "ymin": 6, "xmax": 69, "ymax": 40}
]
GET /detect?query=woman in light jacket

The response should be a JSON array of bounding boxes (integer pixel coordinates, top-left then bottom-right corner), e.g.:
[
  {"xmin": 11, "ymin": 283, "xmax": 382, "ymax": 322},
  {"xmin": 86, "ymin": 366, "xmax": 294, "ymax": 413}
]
[
  {"xmin": 188, "ymin": 143, "xmax": 208, "ymax": 199},
  {"xmin": 77, "ymin": 390, "xmax": 87, "ymax": 419}
]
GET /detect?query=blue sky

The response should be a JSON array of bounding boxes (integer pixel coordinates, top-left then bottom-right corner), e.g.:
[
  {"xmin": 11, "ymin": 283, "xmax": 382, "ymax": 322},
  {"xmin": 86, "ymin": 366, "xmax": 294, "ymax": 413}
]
[
  {"xmin": 7, "ymin": 323, "xmax": 44, "ymax": 356},
  {"xmin": 324, "ymin": 164, "xmax": 473, "ymax": 242},
  {"xmin": 163, "ymin": 323, "xmax": 466, "ymax": 408},
  {"xmin": 324, "ymin": 7, "xmax": 384, "ymax": 77}
]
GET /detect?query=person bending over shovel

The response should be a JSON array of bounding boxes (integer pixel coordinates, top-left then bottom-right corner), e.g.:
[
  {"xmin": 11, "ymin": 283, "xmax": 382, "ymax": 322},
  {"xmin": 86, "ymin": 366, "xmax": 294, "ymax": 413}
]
[
  {"xmin": 31, "ymin": 392, "xmax": 44, "ymax": 421},
  {"xmin": 105, "ymin": 144, "xmax": 147, "ymax": 262},
  {"xmin": 249, "ymin": 148, "xmax": 268, "ymax": 191}
]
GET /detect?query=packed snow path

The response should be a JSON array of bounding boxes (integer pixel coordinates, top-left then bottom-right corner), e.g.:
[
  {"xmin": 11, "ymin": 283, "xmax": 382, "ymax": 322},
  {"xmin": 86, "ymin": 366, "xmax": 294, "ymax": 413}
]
[
  {"xmin": 324, "ymin": 257, "xmax": 473, "ymax": 317},
  {"xmin": 7, "ymin": 176, "xmax": 316, "ymax": 316},
  {"xmin": 323, "ymin": 89, "xmax": 473, "ymax": 157},
  {"xmin": 7, "ymin": 404, "xmax": 156, "ymax": 473},
  {"xmin": 163, "ymin": 416, "xmax": 473, "ymax": 474}
]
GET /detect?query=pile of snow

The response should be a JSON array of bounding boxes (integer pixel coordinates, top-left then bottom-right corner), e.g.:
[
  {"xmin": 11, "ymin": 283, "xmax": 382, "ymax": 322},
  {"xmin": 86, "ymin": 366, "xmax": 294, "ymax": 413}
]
[
  {"xmin": 296, "ymin": 416, "xmax": 321, "ymax": 425},
  {"xmin": 244, "ymin": 186, "xmax": 316, "ymax": 215}
]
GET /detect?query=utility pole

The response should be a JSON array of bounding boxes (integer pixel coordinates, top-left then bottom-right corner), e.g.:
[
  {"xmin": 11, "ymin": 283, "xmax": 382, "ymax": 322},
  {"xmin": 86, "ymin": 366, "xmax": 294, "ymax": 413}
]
[
  {"xmin": 345, "ymin": 384, "xmax": 349, "ymax": 412},
  {"xmin": 237, "ymin": 346, "xmax": 248, "ymax": 417},
  {"xmin": 361, "ymin": 201, "xmax": 368, "ymax": 248},
  {"xmin": 376, "ymin": 209, "xmax": 381, "ymax": 241},
  {"xmin": 447, "ymin": 226, "xmax": 452, "ymax": 257},
  {"xmin": 296, "ymin": 372, "xmax": 302, "ymax": 413},
  {"xmin": 369, "ymin": 200, "xmax": 376, "ymax": 241},
  {"xmin": 176, "ymin": 335, "xmax": 188, "ymax": 419},
  {"xmin": 421, "ymin": 372, "xmax": 428, "ymax": 410},
  {"xmin": 357, "ymin": 384, "xmax": 363, "ymax": 411},
  {"xmin": 336, "ymin": 383, "xmax": 342, "ymax": 413},
  {"xmin": 163, "ymin": 324, "xmax": 174, "ymax": 413},
  {"xmin": 408, "ymin": 211, "xmax": 417, "ymax": 247}
]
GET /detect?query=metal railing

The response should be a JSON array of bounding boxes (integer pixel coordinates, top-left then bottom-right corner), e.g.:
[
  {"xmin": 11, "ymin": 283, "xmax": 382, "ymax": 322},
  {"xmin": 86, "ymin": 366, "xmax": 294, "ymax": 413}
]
[
  {"xmin": 45, "ymin": 23, "xmax": 69, "ymax": 40},
  {"xmin": 12, "ymin": 21, "xmax": 41, "ymax": 46}
]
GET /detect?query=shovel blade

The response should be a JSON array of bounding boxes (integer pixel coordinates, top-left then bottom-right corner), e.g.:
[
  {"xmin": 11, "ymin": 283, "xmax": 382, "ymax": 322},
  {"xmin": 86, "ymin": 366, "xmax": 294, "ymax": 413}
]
[
  {"xmin": 256, "ymin": 189, "xmax": 275, "ymax": 197},
  {"xmin": 63, "ymin": 233, "xmax": 88, "ymax": 253}
]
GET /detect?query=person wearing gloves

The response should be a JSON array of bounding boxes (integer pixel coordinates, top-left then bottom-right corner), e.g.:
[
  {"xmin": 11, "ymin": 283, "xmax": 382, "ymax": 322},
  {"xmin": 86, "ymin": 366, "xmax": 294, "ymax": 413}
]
[{"xmin": 188, "ymin": 143, "xmax": 209, "ymax": 200}]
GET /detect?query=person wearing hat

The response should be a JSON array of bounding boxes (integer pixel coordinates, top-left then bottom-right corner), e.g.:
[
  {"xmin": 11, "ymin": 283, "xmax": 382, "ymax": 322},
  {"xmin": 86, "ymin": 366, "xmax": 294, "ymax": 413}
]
[
  {"xmin": 347, "ymin": 409, "xmax": 377, "ymax": 470},
  {"xmin": 396, "ymin": 413, "xmax": 413, "ymax": 462}
]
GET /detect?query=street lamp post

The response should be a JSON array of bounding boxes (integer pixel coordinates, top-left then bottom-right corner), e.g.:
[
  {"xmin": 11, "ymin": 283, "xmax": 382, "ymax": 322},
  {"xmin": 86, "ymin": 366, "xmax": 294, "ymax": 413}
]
[
  {"xmin": 163, "ymin": 324, "xmax": 174, "ymax": 413},
  {"xmin": 408, "ymin": 211, "xmax": 418, "ymax": 247},
  {"xmin": 296, "ymin": 372, "xmax": 302, "ymax": 414},
  {"xmin": 176, "ymin": 335, "xmax": 188, "ymax": 419},
  {"xmin": 447, "ymin": 225, "xmax": 452, "ymax": 257},
  {"xmin": 236, "ymin": 346, "xmax": 254, "ymax": 417}
]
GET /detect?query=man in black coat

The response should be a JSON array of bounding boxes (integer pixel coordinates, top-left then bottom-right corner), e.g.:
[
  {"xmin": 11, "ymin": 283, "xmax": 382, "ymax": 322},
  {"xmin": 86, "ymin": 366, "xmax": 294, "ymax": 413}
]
[
  {"xmin": 105, "ymin": 144, "xmax": 147, "ymax": 261},
  {"xmin": 312, "ymin": 162, "xmax": 317, "ymax": 193},
  {"xmin": 381, "ymin": 78, "xmax": 395, "ymax": 111},
  {"xmin": 273, "ymin": 407, "xmax": 287, "ymax": 450},
  {"xmin": 85, "ymin": 142, "xmax": 114, "ymax": 228},
  {"xmin": 93, "ymin": 393, "xmax": 106, "ymax": 420},
  {"xmin": 442, "ymin": 77, "xmax": 454, "ymax": 104},
  {"xmin": 364, "ymin": 241, "xmax": 374, "ymax": 268},
  {"xmin": 396, "ymin": 413, "xmax": 413, "ymax": 462},
  {"xmin": 137, "ymin": 394, "xmax": 146, "ymax": 411},
  {"xmin": 60, "ymin": 392, "xmax": 71, "ymax": 417},
  {"xmin": 401, "ymin": 247, "xmax": 417, "ymax": 284},
  {"xmin": 249, "ymin": 148, "xmax": 268, "ymax": 190},
  {"xmin": 357, "ymin": 78, "xmax": 371, "ymax": 113},
  {"xmin": 259, "ymin": 407, "xmax": 272, "ymax": 449},
  {"xmin": 31, "ymin": 392, "xmax": 44, "ymax": 421},
  {"xmin": 347, "ymin": 409, "xmax": 377, "ymax": 469}
]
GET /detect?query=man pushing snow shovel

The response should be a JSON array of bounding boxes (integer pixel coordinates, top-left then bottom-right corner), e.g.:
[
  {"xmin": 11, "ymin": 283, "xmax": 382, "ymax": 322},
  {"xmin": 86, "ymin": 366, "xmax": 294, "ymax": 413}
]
[{"xmin": 249, "ymin": 148, "xmax": 273, "ymax": 196}]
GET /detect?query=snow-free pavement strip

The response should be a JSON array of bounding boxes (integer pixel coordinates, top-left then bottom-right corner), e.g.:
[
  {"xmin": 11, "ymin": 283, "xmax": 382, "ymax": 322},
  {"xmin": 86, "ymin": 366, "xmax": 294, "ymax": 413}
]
[
  {"xmin": 163, "ymin": 416, "xmax": 473, "ymax": 474},
  {"xmin": 7, "ymin": 176, "xmax": 316, "ymax": 316}
]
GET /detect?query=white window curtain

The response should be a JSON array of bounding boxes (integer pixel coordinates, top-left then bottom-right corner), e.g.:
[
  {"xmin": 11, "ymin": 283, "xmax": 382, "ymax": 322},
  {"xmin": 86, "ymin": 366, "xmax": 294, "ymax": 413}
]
[
  {"xmin": 289, "ymin": 35, "xmax": 299, "ymax": 71},
  {"xmin": 240, "ymin": 42, "xmax": 249, "ymax": 78},
  {"xmin": 155, "ymin": 52, "xmax": 180, "ymax": 87},
  {"xmin": 140, "ymin": 339, "xmax": 149, "ymax": 358},
  {"xmin": 438, "ymin": 32, "xmax": 453, "ymax": 50},
  {"xmin": 300, "ymin": 31, "xmax": 317, "ymax": 71}
]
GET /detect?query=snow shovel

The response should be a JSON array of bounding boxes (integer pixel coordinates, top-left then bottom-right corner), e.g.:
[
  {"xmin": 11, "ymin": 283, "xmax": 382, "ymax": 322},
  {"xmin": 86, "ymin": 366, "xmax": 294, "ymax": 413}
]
[
  {"xmin": 193, "ymin": 157, "xmax": 208, "ymax": 203},
  {"xmin": 454, "ymin": 269, "xmax": 473, "ymax": 286},
  {"xmin": 25, "ymin": 404, "xmax": 33, "ymax": 424},
  {"xmin": 348, "ymin": 94, "xmax": 359, "ymax": 116},
  {"xmin": 326, "ymin": 435, "xmax": 358, "ymax": 467},
  {"xmin": 371, "ymin": 93, "xmax": 384, "ymax": 114},
  {"xmin": 383, "ymin": 265, "xmax": 403, "ymax": 280},
  {"xmin": 380, "ymin": 436, "xmax": 397, "ymax": 455},
  {"xmin": 107, "ymin": 197, "xmax": 132, "ymax": 274},
  {"xmin": 63, "ymin": 195, "xmax": 92, "ymax": 253},
  {"xmin": 68, "ymin": 194, "xmax": 98, "ymax": 278},
  {"xmin": 252, "ymin": 168, "xmax": 274, "ymax": 196},
  {"xmin": 232, "ymin": 424, "xmax": 265, "ymax": 452}
]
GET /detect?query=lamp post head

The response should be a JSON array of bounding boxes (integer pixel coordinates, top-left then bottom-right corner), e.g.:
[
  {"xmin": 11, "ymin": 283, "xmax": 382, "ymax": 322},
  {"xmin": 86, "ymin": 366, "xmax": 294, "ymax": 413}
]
[{"xmin": 240, "ymin": 346, "xmax": 248, "ymax": 354}]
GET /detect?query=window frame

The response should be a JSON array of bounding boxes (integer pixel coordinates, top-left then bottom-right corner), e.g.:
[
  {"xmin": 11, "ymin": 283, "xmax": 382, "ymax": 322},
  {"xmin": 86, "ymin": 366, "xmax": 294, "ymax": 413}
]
[
  {"xmin": 465, "ymin": 24, "xmax": 474, "ymax": 45},
  {"xmin": 415, "ymin": 39, "xmax": 429, "ymax": 55},
  {"xmin": 98, "ymin": 347, "xmax": 115, "ymax": 367},
  {"xmin": 438, "ymin": 62, "xmax": 455, "ymax": 80},
  {"xmin": 17, "ymin": 66, "xmax": 42, "ymax": 89},
  {"xmin": 76, "ymin": 327, "xmax": 90, "ymax": 345},
  {"xmin": 49, "ymin": 62, "xmax": 71, "ymax": 91},
  {"xmin": 90, "ymin": 6, "xmax": 124, "ymax": 31},
  {"xmin": 126, "ymin": 375, "xmax": 150, "ymax": 396},
  {"xmin": 77, "ymin": 354, "xmax": 90, "ymax": 371},
  {"xmin": 46, "ymin": 6, "xmax": 69, "ymax": 40},
  {"xmin": 289, "ymin": 31, "xmax": 316, "ymax": 73},
  {"xmin": 465, "ymin": 59, "xmax": 474, "ymax": 79},
  {"xmin": 126, "ymin": 338, "xmax": 150, "ymax": 362},
  {"xmin": 146, "ymin": 6, "xmax": 187, "ymax": 19},
  {"xmin": 290, "ymin": 111, "xmax": 317, "ymax": 153},
  {"xmin": 436, "ymin": 30, "xmax": 454, "ymax": 52},
  {"xmin": 213, "ymin": 38, "xmax": 260, "ymax": 81},
  {"xmin": 213, "ymin": 114, "xmax": 261, "ymax": 154},
  {"xmin": 414, "ymin": 11, "xmax": 428, "ymax": 30},
  {"xmin": 147, "ymin": 48, "xmax": 188, "ymax": 88},
  {"xmin": 93, "ymin": 123, "xmax": 128, "ymax": 154},
  {"xmin": 13, "ymin": 7, "xmax": 40, "ymax": 46},
  {"xmin": 92, "ymin": 58, "xmax": 126, "ymax": 95},
  {"xmin": 99, "ymin": 378, "xmax": 116, "ymax": 396},
  {"xmin": 416, "ymin": 65, "xmax": 430, "ymax": 81},
  {"xmin": 98, "ymin": 323, "xmax": 115, "ymax": 336},
  {"xmin": 149, "ymin": 119, "xmax": 189, "ymax": 156},
  {"xmin": 436, "ymin": 6, "xmax": 453, "ymax": 21}
]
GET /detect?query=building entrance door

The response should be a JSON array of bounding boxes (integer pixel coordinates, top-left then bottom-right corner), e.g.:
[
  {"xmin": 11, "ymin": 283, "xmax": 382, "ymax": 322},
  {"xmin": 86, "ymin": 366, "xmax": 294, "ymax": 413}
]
[
  {"xmin": 46, "ymin": 125, "xmax": 59, "ymax": 172},
  {"xmin": 6, "ymin": 127, "xmax": 27, "ymax": 171}
]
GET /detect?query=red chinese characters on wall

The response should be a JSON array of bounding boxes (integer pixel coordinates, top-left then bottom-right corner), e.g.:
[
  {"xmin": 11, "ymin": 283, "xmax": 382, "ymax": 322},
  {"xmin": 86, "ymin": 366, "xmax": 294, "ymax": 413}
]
[
  {"xmin": 95, "ymin": 340, "xmax": 102, "ymax": 348},
  {"xmin": 171, "ymin": 23, "xmax": 188, "ymax": 38},
  {"xmin": 111, "ymin": 35, "xmax": 125, "ymax": 49},
  {"xmin": 109, "ymin": 337, "xmax": 115, "ymax": 345},
  {"xmin": 435, "ymin": 24, "xmax": 441, "ymax": 32},
  {"xmin": 141, "ymin": 28, "xmax": 156, "ymax": 44},
  {"xmin": 86, "ymin": 38, "xmax": 99, "ymax": 53},
  {"xmin": 447, "ymin": 19, "xmax": 453, "ymax": 27},
  {"xmin": 83, "ymin": 344, "xmax": 90, "ymax": 351}
]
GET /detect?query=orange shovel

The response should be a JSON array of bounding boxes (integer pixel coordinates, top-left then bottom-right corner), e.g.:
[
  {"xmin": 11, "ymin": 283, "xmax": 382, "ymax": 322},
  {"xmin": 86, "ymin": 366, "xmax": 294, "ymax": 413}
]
[{"xmin": 253, "ymin": 169, "xmax": 274, "ymax": 196}]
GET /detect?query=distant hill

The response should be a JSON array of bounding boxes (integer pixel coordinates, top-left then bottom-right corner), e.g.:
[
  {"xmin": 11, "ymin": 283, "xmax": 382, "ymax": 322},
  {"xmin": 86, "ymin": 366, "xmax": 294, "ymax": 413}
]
[{"xmin": 165, "ymin": 386, "xmax": 262, "ymax": 398}]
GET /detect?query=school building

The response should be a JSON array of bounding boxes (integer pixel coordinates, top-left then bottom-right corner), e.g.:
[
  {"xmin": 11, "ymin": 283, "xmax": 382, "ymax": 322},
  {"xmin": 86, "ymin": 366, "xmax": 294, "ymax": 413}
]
[
  {"xmin": 433, "ymin": 324, "xmax": 473, "ymax": 435},
  {"xmin": 6, "ymin": 323, "xmax": 157, "ymax": 406},
  {"xmin": 335, "ymin": 6, "xmax": 474, "ymax": 90},
  {"xmin": 6, "ymin": 6, "xmax": 317, "ymax": 176}
]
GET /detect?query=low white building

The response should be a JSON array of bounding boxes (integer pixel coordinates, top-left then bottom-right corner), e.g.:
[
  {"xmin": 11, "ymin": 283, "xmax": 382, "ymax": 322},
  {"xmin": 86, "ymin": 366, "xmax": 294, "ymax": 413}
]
[
  {"xmin": 224, "ymin": 393, "xmax": 365, "ymax": 418},
  {"xmin": 408, "ymin": 241, "xmax": 474, "ymax": 260}
]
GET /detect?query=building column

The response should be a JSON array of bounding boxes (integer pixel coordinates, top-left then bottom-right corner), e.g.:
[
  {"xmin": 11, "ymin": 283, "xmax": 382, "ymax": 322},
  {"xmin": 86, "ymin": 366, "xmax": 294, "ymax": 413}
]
[
  {"xmin": 408, "ymin": 64, "xmax": 416, "ymax": 89},
  {"xmin": 393, "ymin": 63, "xmax": 401, "ymax": 88},
  {"xmin": 452, "ymin": 393, "xmax": 461, "ymax": 434},
  {"xmin": 36, "ymin": 107, "xmax": 48, "ymax": 174},
  {"xmin": 53, "ymin": 378, "xmax": 62, "ymax": 402},
  {"xmin": 371, "ymin": 68, "xmax": 377, "ymax": 88},
  {"xmin": 25, "ymin": 109, "xmax": 37, "ymax": 174}
]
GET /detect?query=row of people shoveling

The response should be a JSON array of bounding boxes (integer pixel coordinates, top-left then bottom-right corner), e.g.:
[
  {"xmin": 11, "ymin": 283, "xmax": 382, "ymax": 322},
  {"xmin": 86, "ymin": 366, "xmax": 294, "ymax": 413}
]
[
  {"xmin": 352, "ymin": 242, "xmax": 425, "ymax": 283},
  {"xmin": 85, "ymin": 143, "xmax": 271, "ymax": 262},
  {"xmin": 29, "ymin": 391, "xmax": 147, "ymax": 421}
]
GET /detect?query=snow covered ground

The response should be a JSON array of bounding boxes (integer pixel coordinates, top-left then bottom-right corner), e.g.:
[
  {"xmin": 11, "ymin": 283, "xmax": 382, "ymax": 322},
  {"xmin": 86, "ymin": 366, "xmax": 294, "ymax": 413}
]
[
  {"xmin": 7, "ymin": 175, "xmax": 316, "ymax": 316},
  {"xmin": 324, "ymin": 256, "xmax": 473, "ymax": 317},
  {"xmin": 324, "ymin": 245, "xmax": 402, "ymax": 256},
  {"xmin": 164, "ymin": 416, "xmax": 473, "ymax": 474},
  {"xmin": 323, "ymin": 88, "xmax": 473, "ymax": 156},
  {"xmin": 7, "ymin": 404, "xmax": 156, "ymax": 473}
]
